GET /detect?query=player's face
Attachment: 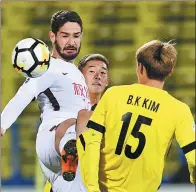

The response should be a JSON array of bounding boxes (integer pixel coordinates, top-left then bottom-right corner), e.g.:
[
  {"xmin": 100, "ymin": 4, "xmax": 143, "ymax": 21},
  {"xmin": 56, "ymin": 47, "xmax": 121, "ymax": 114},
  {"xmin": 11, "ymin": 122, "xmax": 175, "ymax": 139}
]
[
  {"xmin": 51, "ymin": 22, "xmax": 82, "ymax": 61},
  {"xmin": 82, "ymin": 60, "xmax": 109, "ymax": 94}
]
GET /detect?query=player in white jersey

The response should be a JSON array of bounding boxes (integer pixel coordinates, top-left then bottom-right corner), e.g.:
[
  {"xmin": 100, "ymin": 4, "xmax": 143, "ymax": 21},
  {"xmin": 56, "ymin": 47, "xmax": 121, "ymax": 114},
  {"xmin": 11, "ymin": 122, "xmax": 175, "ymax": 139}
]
[
  {"xmin": 44, "ymin": 53, "xmax": 110, "ymax": 192},
  {"xmin": 1, "ymin": 10, "xmax": 89, "ymax": 192}
]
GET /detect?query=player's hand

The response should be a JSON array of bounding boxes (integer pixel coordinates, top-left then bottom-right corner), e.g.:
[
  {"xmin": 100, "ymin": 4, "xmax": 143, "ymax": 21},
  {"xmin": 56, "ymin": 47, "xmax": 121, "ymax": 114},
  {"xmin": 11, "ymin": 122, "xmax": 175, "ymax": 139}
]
[
  {"xmin": 1, "ymin": 128, "xmax": 6, "ymax": 137},
  {"xmin": 76, "ymin": 109, "xmax": 93, "ymax": 138}
]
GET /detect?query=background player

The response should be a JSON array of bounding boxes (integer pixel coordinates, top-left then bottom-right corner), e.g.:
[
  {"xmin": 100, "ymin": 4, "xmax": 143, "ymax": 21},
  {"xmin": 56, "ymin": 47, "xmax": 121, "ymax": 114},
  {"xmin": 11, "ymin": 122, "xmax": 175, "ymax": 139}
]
[
  {"xmin": 76, "ymin": 53, "xmax": 109, "ymax": 137},
  {"xmin": 78, "ymin": 40, "xmax": 196, "ymax": 192}
]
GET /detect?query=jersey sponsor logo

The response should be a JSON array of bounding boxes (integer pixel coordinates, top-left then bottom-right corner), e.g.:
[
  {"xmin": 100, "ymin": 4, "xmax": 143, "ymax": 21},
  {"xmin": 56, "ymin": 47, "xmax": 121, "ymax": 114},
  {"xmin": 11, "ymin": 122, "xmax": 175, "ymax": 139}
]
[
  {"xmin": 62, "ymin": 72, "xmax": 68, "ymax": 75},
  {"xmin": 72, "ymin": 82, "xmax": 89, "ymax": 98},
  {"xmin": 193, "ymin": 122, "xmax": 195, "ymax": 131}
]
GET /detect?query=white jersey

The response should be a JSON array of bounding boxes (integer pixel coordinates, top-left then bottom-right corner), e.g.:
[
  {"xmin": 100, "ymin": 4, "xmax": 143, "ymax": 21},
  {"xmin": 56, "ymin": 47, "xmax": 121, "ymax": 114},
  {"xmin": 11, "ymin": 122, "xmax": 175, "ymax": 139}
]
[{"xmin": 1, "ymin": 57, "xmax": 90, "ymax": 131}]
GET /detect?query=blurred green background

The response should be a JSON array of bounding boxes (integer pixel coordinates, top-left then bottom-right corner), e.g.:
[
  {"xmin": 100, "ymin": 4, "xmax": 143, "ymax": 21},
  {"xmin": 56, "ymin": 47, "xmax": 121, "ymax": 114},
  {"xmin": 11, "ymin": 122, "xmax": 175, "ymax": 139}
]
[{"xmin": 1, "ymin": 1, "xmax": 195, "ymax": 188}]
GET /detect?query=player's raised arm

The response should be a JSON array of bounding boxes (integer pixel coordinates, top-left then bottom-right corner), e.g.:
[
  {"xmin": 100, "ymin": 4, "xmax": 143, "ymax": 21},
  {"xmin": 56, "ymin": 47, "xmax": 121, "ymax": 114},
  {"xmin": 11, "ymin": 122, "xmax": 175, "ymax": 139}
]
[
  {"xmin": 175, "ymin": 104, "xmax": 196, "ymax": 184},
  {"xmin": 1, "ymin": 70, "xmax": 55, "ymax": 135},
  {"xmin": 1, "ymin": 78, "xmax": 36, "ymax": 135}
]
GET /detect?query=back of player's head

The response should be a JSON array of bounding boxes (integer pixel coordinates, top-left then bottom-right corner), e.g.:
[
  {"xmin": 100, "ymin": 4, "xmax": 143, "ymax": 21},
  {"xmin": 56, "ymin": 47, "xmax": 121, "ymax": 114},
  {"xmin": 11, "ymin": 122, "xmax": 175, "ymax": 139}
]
[
  {"xmin": 136, "ymin": 40, "xmax": 177, "ymax": 81},
  {"xmin": 78, "ymin": 53, "xmax": 109, "ymax": 71},
  {"xmin": 51, "ymin": 10, "xmax": 83, "ymax": 34}
]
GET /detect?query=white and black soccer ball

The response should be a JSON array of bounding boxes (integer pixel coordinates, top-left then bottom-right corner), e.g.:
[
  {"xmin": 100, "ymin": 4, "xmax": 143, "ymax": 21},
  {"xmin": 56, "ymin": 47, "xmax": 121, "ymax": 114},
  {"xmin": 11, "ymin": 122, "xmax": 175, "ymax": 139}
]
[{"xmin": 12, "ymin": 38, "xmax": 51, "ymax": 78}]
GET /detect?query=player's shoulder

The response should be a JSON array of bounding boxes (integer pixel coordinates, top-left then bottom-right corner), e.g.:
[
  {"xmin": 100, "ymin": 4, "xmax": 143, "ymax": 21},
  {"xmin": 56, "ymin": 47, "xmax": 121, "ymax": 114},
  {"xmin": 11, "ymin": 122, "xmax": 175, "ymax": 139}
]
[
  {"xmin": 49, "ymin": 57, "xmax": 63, "ymax": 69},
  {"xmin": 168, "ymin": 93, "xmax": 190, "ymax": 112},
  {"xmin": 104, "ymin": 85, "xmax": 131, "ymax": 96},
  {"xmin": 50, "ymin": 57, "xmax": 73, "ymax": 66},
  {"xmin": 50, "ymin": 57, "xmax": 79, "ymax": 72},
  {"xmin": 23, "ymin": 65, "xmax": 55, "ymax": 85},
  {"xmin": 168, "ymin": 94, "xmax": 193, "ymax": 122},
  {"xmin": 102, "ymin": 85, "xmax": 130, "ymax": 101},
  {"xmin": 104, "ymin": 85, "xmax": 121, "ymax": 95},
  {"xmin": 36, "ymin": 57, "xmax": 64, "ymax": 76},
  {"xmin": 105, "ymin": 85, "xmax": 130, "ymax": 92},
  {"xmin": 49, "ymin": 57, "xmax": 64, "ymax": 68}
]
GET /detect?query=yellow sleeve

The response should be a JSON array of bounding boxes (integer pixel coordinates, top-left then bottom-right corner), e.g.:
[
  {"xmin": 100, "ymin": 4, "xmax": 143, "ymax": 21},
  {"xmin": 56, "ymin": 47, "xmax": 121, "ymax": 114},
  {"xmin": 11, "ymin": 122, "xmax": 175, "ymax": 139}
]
[
  {"xmin": 82, "ymin": 89, "xmax": 110, "ymax": 192},
  {"xmin": 76, "ymin": 133, "xmax": 88, "ymax": 187},
  {"xmin": 83, "ymin": 129, "xmax": 103, "ymax": 192},
  {"xmin": 44, "ymin": 180, "xmax": 52, "ymax": 192},
  {"xmin": 175, "ymin": 104, "xmax": 196, "ymax": 184}
]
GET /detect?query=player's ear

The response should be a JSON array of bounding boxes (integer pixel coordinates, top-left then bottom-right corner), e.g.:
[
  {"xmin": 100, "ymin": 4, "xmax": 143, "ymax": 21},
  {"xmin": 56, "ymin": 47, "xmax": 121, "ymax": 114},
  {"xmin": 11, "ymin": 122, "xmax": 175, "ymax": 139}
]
[
  {"xmin": 49, "ymin": 31, "xmax": 56, "ymax": 44},
  {"xmin": 137, "ymin": 63, "xmax": 142, "ymax": 75},
  {"xmin": 139, "ymin": 63, "xmax": 144, "ymax": 75}
]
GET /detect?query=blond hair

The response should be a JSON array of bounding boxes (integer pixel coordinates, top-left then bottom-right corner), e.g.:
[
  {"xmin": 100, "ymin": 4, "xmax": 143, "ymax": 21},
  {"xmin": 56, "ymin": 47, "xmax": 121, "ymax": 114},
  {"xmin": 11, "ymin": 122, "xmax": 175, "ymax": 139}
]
[{"xmin": 136, "ymin": 40, "xmax": 177, "ymax": 81}]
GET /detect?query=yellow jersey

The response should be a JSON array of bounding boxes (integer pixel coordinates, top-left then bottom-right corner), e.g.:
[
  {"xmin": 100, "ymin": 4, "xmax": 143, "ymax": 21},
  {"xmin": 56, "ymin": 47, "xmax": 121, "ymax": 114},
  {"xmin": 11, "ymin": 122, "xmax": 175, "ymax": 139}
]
[
  {"xmin": 78, "ymin": 84, "xmax": 195, "ymax": 192},
  {"xmin": 44, "ymin": 180, "xmax": 52, "ymax": 192}
]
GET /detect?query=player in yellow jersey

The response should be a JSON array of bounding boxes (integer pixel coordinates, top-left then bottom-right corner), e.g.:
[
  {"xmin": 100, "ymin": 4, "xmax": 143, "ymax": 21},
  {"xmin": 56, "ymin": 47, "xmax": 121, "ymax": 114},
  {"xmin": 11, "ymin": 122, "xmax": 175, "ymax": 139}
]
[{"xmin": 77, "ymin": 40, "xmax": 196, "ymax": 192}]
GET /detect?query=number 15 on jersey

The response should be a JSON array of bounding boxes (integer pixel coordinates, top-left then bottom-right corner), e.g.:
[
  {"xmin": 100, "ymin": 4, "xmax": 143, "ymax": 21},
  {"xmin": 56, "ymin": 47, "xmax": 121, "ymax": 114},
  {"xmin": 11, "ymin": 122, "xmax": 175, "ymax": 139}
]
[{"xmin": 115, "ymin": 112, "xmax": 152, "ymax": 159}]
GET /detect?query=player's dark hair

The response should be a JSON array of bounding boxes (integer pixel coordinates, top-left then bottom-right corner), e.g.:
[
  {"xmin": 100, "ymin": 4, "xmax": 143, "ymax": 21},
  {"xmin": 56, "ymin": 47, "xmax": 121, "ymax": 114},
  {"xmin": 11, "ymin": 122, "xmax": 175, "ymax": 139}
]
[
  {"xmin": 51, "ymin": 10, "xmax": 83, "ymax": 34},
  {"xmin": 78, "ymin": 53, "xmax": 109, "ymax": 71},
  {"xmin": 136, "ymin": 40, "xmax": 177, "ymax": 81}
]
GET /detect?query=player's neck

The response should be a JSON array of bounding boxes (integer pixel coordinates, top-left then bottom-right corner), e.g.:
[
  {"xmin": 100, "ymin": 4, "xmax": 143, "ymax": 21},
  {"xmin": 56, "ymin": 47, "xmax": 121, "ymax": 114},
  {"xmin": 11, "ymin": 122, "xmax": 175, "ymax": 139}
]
[
  {"xmin": 90, "ymin": 93, "xmax": 102, "ymax": 105},
  {"xmin": 141, "ymin": 80, "xmax": 164, "ymax": 89},
  {"xmin": 51, "ymin": 50, "xmax": 74, "ymax": 63}
]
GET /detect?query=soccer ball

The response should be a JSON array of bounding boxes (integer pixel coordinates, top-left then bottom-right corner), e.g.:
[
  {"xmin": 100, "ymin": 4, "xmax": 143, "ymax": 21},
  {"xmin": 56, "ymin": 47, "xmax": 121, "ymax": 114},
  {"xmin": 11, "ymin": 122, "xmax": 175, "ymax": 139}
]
[{"xmin": 12, "ymin": 38, "xmax": 50, "ymax": 78}]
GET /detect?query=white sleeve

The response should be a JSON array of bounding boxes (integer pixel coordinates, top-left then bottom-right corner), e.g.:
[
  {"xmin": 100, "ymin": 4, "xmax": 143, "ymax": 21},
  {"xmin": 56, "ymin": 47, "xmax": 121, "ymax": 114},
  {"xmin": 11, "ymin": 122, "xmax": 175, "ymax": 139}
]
[
  {"xmin": 1, "ymin": 72, "xmax": 55, "ymax": 131},
  {"xmin": 1, "ymin": 79, "xmax": 35, "ymax": 131}
]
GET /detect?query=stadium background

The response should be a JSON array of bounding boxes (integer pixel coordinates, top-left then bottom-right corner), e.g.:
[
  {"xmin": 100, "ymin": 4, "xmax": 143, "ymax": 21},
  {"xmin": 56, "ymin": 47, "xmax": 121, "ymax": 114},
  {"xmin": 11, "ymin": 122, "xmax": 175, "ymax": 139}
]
[{"xmin": 1, "ymin": 1, "xmax": 195, "ymax": 192}]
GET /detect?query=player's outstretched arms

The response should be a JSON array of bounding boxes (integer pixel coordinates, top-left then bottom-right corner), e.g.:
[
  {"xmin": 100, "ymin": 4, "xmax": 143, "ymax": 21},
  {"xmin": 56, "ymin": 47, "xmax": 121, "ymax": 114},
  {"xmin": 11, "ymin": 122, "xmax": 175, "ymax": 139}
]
[
  {"xmin": 76, "ymin": 109, "xmax": 93, "ymax": 138},
  {"xmin": 1, "ymin": 69, "xmax": 57, "ymax": 135}
]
